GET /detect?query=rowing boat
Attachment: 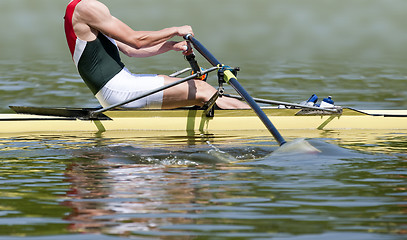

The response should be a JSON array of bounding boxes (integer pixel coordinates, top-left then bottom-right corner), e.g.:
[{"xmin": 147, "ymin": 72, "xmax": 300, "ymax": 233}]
[
  {"xmin": 1, "ymin": 106, "xmax": 406, "ymax": 135},
  {"xmin": 1, "ymin": 37, "xmax": 405, "ymax": 142}
]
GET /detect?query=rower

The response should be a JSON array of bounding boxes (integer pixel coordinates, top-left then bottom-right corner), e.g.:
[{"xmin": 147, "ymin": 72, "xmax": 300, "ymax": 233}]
[{"xmin": 64, "ymin": 0, "xmax": 247, "ymax": 111}]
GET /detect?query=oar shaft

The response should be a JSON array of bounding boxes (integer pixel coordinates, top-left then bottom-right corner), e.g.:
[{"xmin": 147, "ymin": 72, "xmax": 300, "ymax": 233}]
[
  {"xmin": 229, "ymin": 78, "xmax": 286, "ymax": 145},
  {"xmin": 184, "ymin": 34, "xmax": 221, "ymax": 66},
  {"xmin": 185, "ymin": 34, "xmax": 286, "ymax": 146}
]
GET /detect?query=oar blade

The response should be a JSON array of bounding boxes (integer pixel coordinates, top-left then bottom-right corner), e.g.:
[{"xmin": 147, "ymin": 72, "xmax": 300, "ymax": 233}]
[
  {"xmin": 9, "ymin": 106, "xmax": 109, "ymax": 120},
  {"xmin": 271, "ymin": 138, "xmax": 320, "ymax": 155}
]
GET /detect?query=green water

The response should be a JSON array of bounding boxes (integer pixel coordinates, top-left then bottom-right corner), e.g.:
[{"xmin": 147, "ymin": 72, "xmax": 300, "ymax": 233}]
[{"xmin": 0, "ymin": 0, "xmax": 406, "ymax": 239}]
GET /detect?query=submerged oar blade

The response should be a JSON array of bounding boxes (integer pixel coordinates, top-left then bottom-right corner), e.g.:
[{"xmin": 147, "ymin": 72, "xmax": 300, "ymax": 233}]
[{"xmin": 271, "ymin": 138, "xmax": 320, "ymax": 155}]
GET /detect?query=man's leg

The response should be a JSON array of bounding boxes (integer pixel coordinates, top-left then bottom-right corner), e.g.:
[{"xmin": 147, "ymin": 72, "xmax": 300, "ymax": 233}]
[{"xmin": 161, "ymin": 76, "xmax": 248, "ymax": 109}]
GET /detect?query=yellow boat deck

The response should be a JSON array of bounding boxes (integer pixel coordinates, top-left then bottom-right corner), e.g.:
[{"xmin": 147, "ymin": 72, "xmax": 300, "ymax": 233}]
[{"xmin": 0, "ymin": 108, "xmax": 406, "ymax": 136}]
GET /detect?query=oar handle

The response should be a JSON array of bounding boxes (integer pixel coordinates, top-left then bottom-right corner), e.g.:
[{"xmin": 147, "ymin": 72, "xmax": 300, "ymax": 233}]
[{"xmin": 185, "ymin": 53, "xmax": 200, "ymax": 74}]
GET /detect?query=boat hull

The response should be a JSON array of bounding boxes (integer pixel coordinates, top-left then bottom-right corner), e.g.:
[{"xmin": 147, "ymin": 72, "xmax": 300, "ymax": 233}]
[{"xmin": 1, "ymin": 108, "xmax": 406, "ymax": 135}]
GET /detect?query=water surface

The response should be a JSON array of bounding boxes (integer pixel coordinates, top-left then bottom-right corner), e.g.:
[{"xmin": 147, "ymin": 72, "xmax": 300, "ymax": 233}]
[{"xmin": 1, "ymin": 0, "xmax": 406, "ymax": 239}]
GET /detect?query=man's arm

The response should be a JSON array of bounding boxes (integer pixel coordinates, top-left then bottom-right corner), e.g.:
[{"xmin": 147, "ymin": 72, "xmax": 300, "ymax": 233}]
[
  {"xmin": 75, "ymin": 0, "xmax": 193, "ymax": 49},
  {"xmin": 116, "ymin": 40, "xmax": 191, "ymax": 58}
]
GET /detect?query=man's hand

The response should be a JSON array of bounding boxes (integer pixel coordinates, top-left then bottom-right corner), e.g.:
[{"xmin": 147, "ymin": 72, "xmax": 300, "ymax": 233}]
[
  {"xmin": 176, "ymin": 25, "xmax": 194, "ymax": 37},
  {"xmin": 172, "ymin": 41, "xmax": 193, "ymax": 55}
]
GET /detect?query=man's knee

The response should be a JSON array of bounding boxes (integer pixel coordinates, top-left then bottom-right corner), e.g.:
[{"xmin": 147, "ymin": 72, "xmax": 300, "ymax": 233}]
[{"xmin": 194, "ymin": 80, "xmax": 216, "ymax": 101}]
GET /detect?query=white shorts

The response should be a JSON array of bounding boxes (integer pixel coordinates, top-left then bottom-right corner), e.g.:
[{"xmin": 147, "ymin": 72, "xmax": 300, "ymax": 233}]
[{"xmin": 95, "ymin": 68, "xmax": 165, "ymax": 109}]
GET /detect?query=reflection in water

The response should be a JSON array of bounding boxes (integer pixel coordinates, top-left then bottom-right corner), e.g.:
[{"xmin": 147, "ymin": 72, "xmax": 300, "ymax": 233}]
[
  {"xmin": 42, "ymin": 132, "xmax": 406, "ymax": 238},
  {"xmin": 0, "ymin": 124, "xmax": 406, "ymax": 239},
  {"xmin": 0, "ymin": 131, "xmax": 405, "ymax": 238},
  {"xmin": 63, "ymin": 163, "xmax": 168, "ymax": 234},
  {"xmin": 62, "ymin": 151, "xmax": 232, "ymax": 237}
]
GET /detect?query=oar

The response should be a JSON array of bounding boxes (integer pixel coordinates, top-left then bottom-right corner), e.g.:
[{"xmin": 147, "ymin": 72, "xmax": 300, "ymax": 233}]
[{"xmin": 184, "ymin": 34, "xmax": 287, "ymax": 146}]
